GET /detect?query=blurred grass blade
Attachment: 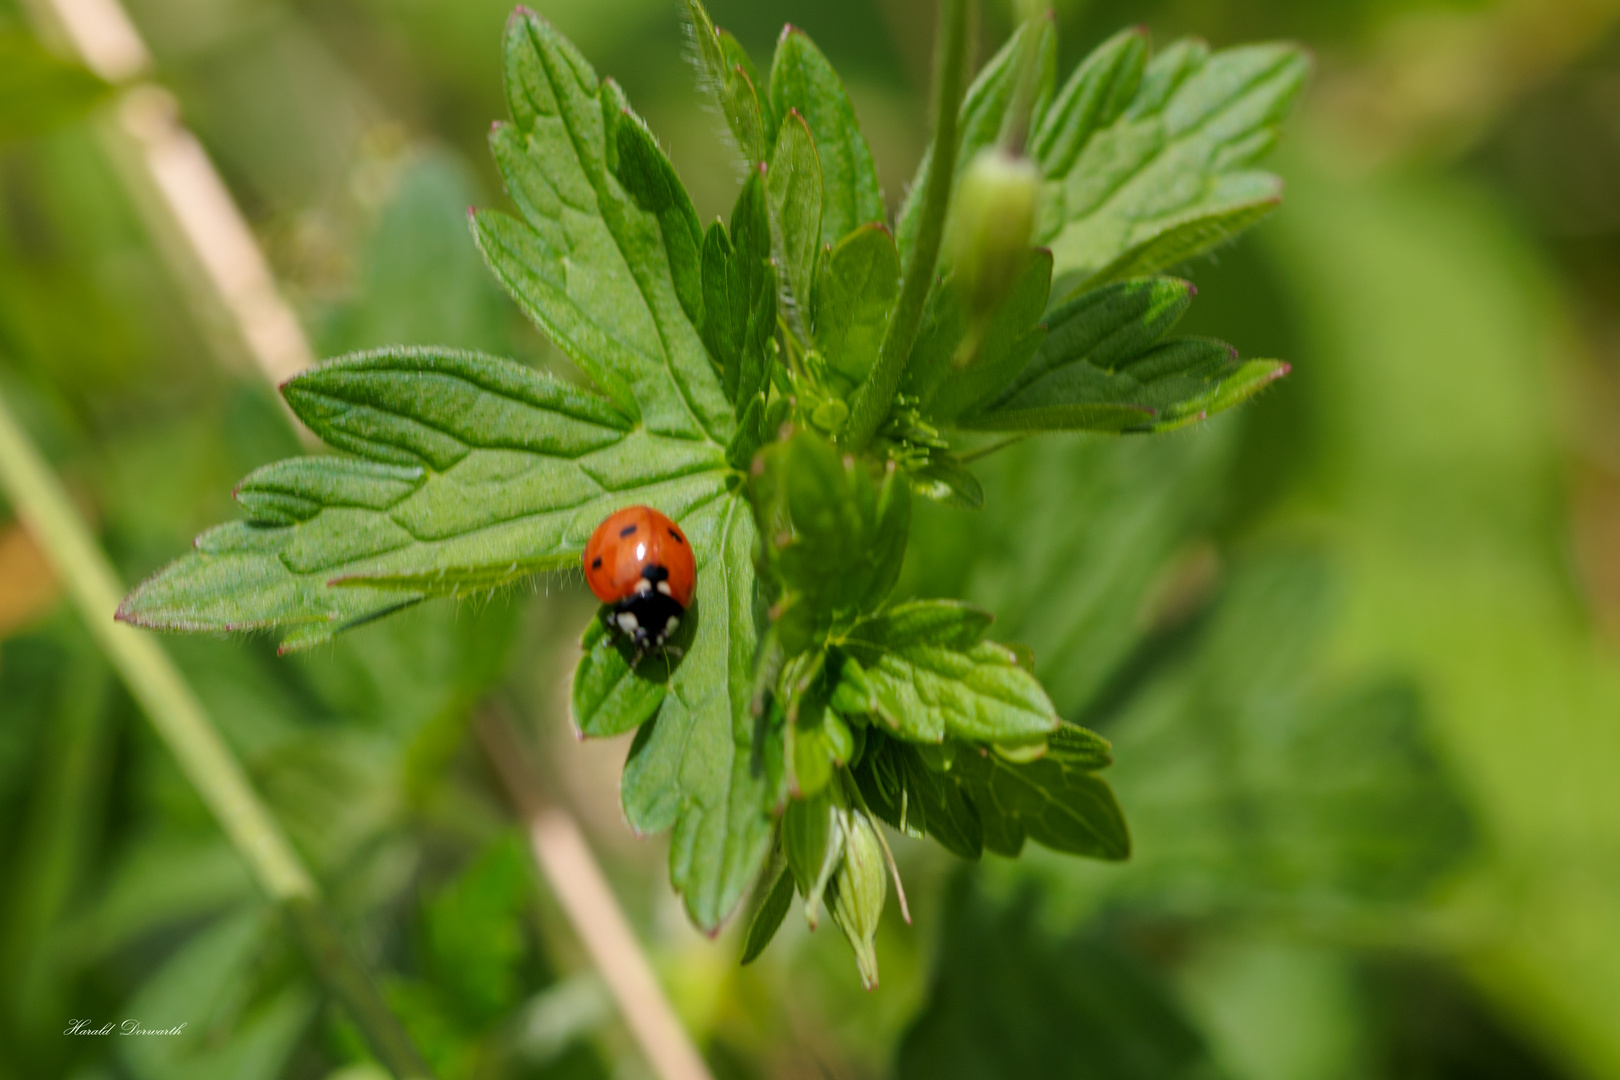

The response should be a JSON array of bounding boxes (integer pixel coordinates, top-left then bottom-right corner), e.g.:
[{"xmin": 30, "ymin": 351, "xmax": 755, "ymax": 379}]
[{"xmin": 0, "ymin": 385, "xmax": 437, "ymax": 1080}]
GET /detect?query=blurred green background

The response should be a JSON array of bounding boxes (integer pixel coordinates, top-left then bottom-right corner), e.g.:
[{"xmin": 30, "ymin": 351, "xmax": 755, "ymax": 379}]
[{"xmin": 2, "ymin": 0, "xmax": 1619, "ymax": 1078}]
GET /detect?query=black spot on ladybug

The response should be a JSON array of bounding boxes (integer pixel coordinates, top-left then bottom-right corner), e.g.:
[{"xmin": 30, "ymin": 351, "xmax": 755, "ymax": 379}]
[
  {"xmin": 591, "ymin": 557, "xmax": 602, "ymax": 569},
  {"xmin": 619, "ymin": 524, "xmax": 637, "ymax": 537},
  {"xmin": 668, "ymin": 528, "xmax": 683, "ymax": 544},
  {"xmin": 641, "ymin": 564, "xmax": 669, "ymax": 583}
]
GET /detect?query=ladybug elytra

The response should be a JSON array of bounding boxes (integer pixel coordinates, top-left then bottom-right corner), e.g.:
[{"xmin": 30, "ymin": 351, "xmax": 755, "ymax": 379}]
[{"xmin": 583, "ymin": 505, "xmax": 695, "ymax": 653}]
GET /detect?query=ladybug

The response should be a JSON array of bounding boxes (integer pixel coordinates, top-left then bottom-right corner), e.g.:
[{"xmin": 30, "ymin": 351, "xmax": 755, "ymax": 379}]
[{"xmin": 583, "ymin": 505, "xmax": 695, "ymax": 653}]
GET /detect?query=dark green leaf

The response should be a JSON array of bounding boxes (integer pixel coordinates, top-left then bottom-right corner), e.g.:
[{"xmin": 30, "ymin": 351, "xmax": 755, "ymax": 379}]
[
  {"xmin": 838, "ymin": 600, "xmax": 1058, "ymax": 744},
  {"xmin": 685, "ymin": 0, "xmax": 768, "ymax": 164},
  {"xmin": 898, "ymin": 876, "xmax": 1223, "ymax": 1080},
  {"xmin": 1090, "ymin": 551, "xmax": 1474, "ymax": 912},
  {"xmin": 0, "ymin": 34, "xmax": 110, "ymax": 143},
  {"xmin": 954, "ymin": 740, "xmax": 1130, "ymax": 859},
  {"xmin": 769, "ymin": 26, "xmax": 885, "ymax": 248},
  {"xmin": 913, "ymin": 251, "xmax": 1053, "ymax": 424},
  {"xmin": 812, "ymin": 224, "xmax": 900, "ymax": 388},
  {"xmin": 421, "ymin": 837, "xmax": 530, "ymax": 1025},
  {"xmin": 740, "ymin": 858, "xmax": 794, "ymax": 965},
  {"xmin": 1040, "ymin": 40, "xmax": 1311, "ymax": 292},
  {"xmin": 767, "ymin": 110, "xmax": 824, "ymax": 316},
  {"xmin": 973, "ymin": 335, "xmax": 1289, "ymax": 433}
]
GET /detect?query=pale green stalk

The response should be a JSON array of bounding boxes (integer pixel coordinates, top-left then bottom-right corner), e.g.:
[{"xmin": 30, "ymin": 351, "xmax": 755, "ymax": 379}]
[
  {"xmin": 843, "ymin": 0, "xmax": 972, "ymax": 452},
  {"xmin": 0, "ymin": 387, "xmax": 435, "ymax": 1080}
]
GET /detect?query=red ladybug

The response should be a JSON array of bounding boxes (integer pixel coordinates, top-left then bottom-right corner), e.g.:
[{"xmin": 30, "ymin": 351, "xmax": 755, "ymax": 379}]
[{"xmin": 583, "ymin": 505, "xmax": 695, "ymax": 652}]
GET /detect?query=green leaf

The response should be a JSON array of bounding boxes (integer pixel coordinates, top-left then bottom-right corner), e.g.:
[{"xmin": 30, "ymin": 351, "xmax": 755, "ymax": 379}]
[
  {"xmin": 898, "ymin": 875, "xmax": 1223, "ymax": 1080},
  {"xmin": 740, "ymin": 857, "xmax": 794, "ymax": 965},
  {"xmin": 117, "ymin": 348, "xmax": 731, "ymax": 645},
  {"xmin": 836, "ymin": 600, "xmax": 1059, "ymax": 745},
  {"xmin": 421, "ymin": 837, "xmax": 530, "ymax": 1025},
  {"xmin": 972, "ymin": 336, "xmax": 1289, "ymax": 433},
  {"xmin": 1029, "ymin": 27, "xmax": 1148, "ymax": 180},
  {"xmin": 812, "ymin": 224, "xmax": 900, "ymax": 388},
  {"xmin": 907, "ymin": 251, "xmax": 1053, "ymax": 424},
  {"xmin": 571, "ymin": 619, "xmax": 668, "ymax": 738},
  {"xmin": 896, "ymin": 18, "xmax": 1056, "ymax": 262},
  {"xmin": 953, "ymin": 736, "xmax": 1130, "ymax": 859},
  {"xmin": 122, "ymin": 8, "xmax": 780, "ymax": 936},
  {"xmin": 998, "ymin": 276, "xmax": 1194, "ymax": 401},
  {"xmin": 1089, "ymin": 551, "xmax": 1473, "ymax": 911},
  {"xmin": 854, "ymin": 733, "xmax": 985, "ymax": 859},
  {"xmin": 767, "ymin": 110, "xmax": 824, "ymax": 316},
  {"xmin": 0, "ymin": 33, "xmax": 110, "ymax": 143},
  {"xmin": 767, "ymin": 433, "xmax": 911, "ymax": 622},
  {"xmin": 619, "ymin": 498, "xmax": 773, "ymax": 932},
  {"xmin": 701, "ymin": 169, "xmax": 778, "ymax": 412},
  {"xmin": 685, "ymin": 0, "xmax": 769, "ymax": 165},
  {"xmin": 782, "ymin": 788, "xmax": 832, "ymax": 896},
  {"xmin": 769, "ymin": 26, "xmax": 885, "ymax": 248},
  {"xmin": 1040, "ymin": 39, "xmax": 1310, "ymax": 292},
  {"xmin": 474, "ymin": 9, "xmax": 730, "ymax": 439}
]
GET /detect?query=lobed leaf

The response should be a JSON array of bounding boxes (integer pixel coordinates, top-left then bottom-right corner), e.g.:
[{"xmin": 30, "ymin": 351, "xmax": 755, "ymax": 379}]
[
  {"xmin": 954, "ymin": 741, "xmax": 1130, "ymax": 859},
  {"xmin": 474, "ymin": 9, "xmax": 730, "ymax": 440},
  {"xmin": 619, "ymin": 498, "xmax": 773, "ymax": 932},
  {"xmin": 1040, "ymin": 40, "xmax": 1310, "ymax": 293},
  {"xmin": 964, "ymin": 276, "xmax": 1286, "ymax": 433},
  {"xmin": 118, "ymin": 348, "xmax": 735, "ymax": 646},
  {"xmin": 124, "ymin": 9, "xmax": 783, "ymax": 936},
  {"xmin": 835, "ymin": 600, "xmax": 1058, "ymax": 745}
]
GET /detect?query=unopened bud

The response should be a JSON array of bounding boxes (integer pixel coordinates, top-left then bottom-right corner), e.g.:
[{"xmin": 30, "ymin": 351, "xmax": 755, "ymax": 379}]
[
  {"xmin": 945, "ymin": 147, "xmax": 1039, "ymax": 319},
  {"xmin": 828, "ymin": 809, "xmax": 887, "ymax": 990}
]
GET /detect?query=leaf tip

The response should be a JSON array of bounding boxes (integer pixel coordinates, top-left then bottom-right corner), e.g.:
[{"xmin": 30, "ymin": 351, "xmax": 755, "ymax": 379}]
[{"xmin": 778, "ymin": 23, "xmax": 800, "ymax": 45}]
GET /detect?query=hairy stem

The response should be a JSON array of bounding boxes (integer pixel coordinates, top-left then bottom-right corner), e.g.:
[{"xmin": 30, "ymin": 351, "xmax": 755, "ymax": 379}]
[
  {"xmin": 0, "ymin": 388, "xmax": 436, "ymax": 1080},
  {"xmin": 844, "ymin": 0, "xmax": 972, "ymax": 452}
]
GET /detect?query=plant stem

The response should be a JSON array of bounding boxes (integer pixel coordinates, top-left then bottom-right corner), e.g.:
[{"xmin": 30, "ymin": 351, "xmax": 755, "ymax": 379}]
[
  {"xmin": 0, "ymin": 388, "xmax": 436, "ymax": 1080},
  {"xmin": 844, "ymin": 0, "xmax": 972, "ymax": 453}
]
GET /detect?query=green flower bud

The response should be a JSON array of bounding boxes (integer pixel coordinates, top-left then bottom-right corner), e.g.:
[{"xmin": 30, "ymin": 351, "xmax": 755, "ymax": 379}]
[
  {"xmin": 944, "ymin": 147, "xmax": 1039, "ymax": 320},
  {"xmin": 828, "ymin": 808, "xmax": 887, "ymax": 990}
]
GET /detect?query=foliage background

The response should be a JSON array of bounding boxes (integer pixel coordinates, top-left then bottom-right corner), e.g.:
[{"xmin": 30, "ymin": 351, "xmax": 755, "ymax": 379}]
[{"xmin": 1, "ymin": 0, "xmax": 1618, "ymax": 1078}]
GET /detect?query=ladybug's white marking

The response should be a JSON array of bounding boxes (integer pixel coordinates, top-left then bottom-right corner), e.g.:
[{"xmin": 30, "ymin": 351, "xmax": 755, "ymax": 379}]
[
  {"xmin": 633, "ymin": 577, "xmax": 652, "ymax": 595},
  {"xmin": 666, "ymin": 616, "xmax": 680, "ymax": 633},
  {"xmin": 656, "ymin": 581, "xmax": 673, "ymax": 596},
  {"xmin": 617, "ymin": 612, "xmax": 640, "ymax": 633}
]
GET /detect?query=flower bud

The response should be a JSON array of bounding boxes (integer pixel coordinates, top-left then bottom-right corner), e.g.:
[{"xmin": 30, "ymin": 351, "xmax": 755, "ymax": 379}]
[
  {"xmin": 828, "ymin": 808, "xmax": 887, "ymax": 990},
  {"xmin": 944, "ymin": 147, "xmax": 1039, "ymax": 320}
]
